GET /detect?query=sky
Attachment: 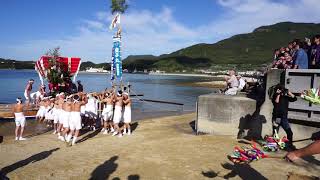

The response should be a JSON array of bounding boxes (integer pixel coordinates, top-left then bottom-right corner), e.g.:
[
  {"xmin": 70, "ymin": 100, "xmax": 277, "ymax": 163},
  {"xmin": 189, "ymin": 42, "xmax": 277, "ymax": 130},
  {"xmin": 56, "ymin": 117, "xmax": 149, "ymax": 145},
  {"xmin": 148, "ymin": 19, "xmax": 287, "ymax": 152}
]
[{"xmin": 0, "ymin": 0, "xmax": 320, "ymax": 63}]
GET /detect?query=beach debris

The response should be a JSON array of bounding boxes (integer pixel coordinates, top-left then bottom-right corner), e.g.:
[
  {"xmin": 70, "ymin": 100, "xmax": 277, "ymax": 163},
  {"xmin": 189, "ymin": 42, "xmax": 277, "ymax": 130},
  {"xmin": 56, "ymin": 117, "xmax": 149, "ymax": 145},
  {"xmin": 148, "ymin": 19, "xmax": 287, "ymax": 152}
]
[
  {"xmin": 260, "ymin": 130, "xmax": 289, "ymax": 152},
  {"xmin": 228, "ymin": 142, "xmax": 267, "ymax": 164},
  {"xmin": 301, "ymin": 88, "xmax": 320, "ymax": 105}
]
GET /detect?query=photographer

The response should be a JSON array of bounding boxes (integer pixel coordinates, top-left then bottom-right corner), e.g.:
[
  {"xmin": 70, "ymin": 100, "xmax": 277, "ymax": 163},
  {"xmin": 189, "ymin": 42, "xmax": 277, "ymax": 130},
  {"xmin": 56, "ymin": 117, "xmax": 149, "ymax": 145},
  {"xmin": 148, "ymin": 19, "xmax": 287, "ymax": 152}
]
[{"xmin": 272, "ymin": 84, "xmax": 297, "ymax": 148}]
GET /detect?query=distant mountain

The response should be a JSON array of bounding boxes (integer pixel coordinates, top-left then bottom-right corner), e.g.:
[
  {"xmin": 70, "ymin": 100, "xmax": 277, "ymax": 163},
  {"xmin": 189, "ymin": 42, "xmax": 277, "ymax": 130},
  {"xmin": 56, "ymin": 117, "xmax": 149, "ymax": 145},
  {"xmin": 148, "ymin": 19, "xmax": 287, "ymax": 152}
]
[
  {"xmin": 0, "ymin": 58, "xmax": 111, "ymax": 71},
  {"xmin": 79, "ymin": 61, "xmax": 110, "ymax": 71},
  {"xmin": 123, "ymin": 55, "xmax": 157, "ymax": 63},
  {"xmin": 0, "ymin": 58, "xmax": 35, "ymax": 69},
  {"xmin": 123, "ymin": 22, "xmax": 320, "ymax": 72},
  {"xmin": 2, "ymin": 22, "xmax": 320, "ymax": 72},
  {"xmin": 170, "ymin": 22, "xmax": 320, "ymax": 64}
]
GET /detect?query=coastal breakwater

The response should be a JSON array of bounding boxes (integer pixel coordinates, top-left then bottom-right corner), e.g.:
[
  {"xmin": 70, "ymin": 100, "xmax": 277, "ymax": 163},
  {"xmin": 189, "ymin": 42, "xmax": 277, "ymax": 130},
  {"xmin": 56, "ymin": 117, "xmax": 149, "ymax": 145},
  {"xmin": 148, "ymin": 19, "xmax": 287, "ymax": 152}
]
[{"xmin": 197, "ymin": 69, "xmax": 320, "ymax": 140}]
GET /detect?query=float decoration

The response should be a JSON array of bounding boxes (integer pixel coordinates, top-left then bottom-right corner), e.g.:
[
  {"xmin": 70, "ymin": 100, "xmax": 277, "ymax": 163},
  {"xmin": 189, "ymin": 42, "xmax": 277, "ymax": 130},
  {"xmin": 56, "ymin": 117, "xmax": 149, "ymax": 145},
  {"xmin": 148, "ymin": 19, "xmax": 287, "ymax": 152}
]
[
  {"xmin": 35, "ymin": 55, "xmax": 81, "ymax": 92},
  {"xmin": 228, "ymin": 142, "xmax": 267, "ymax": 164},
  {"xmin": 301, "ymin": 88, "xmax": 320, "ymax": 105}
]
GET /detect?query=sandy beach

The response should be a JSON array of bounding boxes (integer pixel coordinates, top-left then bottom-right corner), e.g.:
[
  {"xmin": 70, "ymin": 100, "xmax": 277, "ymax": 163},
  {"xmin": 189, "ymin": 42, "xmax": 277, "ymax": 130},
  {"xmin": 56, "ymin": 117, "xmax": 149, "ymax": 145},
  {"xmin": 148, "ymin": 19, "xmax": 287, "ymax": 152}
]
[
  {"xmin": 149, "ymin": 73, "xmax": 215, "ymax": 77},
  {"xmin": 1, "ymin": 113, "xmax": 320, "ymax": 180},
  {"xmin": 177, "ymin": 81, "xmax": 226, "ymax": 89}
]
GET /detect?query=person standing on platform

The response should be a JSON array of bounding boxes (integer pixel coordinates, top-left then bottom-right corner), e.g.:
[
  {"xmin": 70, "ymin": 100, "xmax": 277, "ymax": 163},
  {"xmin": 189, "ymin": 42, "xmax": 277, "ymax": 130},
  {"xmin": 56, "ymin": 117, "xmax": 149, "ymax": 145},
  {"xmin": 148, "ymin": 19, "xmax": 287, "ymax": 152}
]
[{"xmin": 24, "ymin": 79, "xmax": 34, "ymax": 106}]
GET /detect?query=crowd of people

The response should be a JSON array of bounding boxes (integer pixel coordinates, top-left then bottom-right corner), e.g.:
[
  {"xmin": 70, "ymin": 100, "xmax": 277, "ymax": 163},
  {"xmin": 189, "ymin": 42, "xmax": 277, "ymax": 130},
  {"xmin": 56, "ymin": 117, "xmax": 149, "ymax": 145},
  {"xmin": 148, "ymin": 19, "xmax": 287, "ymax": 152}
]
[
  {"xmin": 272, "ymin": 35, "xmax": 320, "ymax": 69},
  {"xmin": 13, "ymin": 79, "xmax": 132, "ymax": 145},
  {"xmin": 23, "ymin": 79, "xmax": 84, "ymax": 106}
]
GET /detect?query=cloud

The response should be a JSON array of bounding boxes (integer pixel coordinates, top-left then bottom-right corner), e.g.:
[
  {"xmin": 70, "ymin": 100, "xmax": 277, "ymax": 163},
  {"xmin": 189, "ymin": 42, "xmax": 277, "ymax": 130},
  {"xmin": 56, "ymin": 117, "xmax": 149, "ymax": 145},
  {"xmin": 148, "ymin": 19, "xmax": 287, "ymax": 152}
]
[
  {"xmin": 209, "ymin": 0, "xmax": 320, "ymax": 36},
  {"xmin": 1, "ymin": 7, "xmax": 201, "ymax": 62},
  {"xmin": 1, "ymin": 0, "xmax": 320, "ymax": 62}
]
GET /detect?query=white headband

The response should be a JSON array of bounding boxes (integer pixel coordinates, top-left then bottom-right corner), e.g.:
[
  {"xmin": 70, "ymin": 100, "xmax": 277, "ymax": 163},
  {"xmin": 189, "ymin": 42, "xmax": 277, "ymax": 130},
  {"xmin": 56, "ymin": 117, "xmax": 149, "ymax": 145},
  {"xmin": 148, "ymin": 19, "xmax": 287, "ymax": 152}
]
[{"xmin": 16, "ymin": 98, "xmax": 22, "ymax": 104}]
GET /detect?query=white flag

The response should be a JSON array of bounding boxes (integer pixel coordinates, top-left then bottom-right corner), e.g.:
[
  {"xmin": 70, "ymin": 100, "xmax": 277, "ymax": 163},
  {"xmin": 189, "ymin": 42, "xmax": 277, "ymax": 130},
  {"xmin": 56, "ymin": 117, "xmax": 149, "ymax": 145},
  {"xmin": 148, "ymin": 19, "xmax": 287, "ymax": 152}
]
[{"xmin": 109, "ymin": 13, "xmax": 121, "ymax": 30}]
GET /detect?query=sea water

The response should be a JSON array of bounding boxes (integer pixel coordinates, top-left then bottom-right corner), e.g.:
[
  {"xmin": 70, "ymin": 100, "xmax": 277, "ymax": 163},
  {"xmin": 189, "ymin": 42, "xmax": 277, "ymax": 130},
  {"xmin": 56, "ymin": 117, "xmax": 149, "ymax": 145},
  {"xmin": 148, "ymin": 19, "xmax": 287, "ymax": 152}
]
[{"xmin": 0, "ymin": 69, "xmax": 214, "ymax": 136}]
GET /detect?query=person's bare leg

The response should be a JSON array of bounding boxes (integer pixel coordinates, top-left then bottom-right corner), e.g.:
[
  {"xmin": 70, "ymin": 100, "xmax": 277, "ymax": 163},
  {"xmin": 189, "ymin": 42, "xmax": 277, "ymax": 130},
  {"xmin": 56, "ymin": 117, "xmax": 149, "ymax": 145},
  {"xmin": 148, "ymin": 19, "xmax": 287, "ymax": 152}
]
[
  {"xmin": 57, "ymin": 123, "xmax": 63, "ymax": 137},
  {"xmin": 62, "ymin": 128, "xmax": 69, "ymax": 139},
  {"xmin": 19, "ymin": 126, "xmax": 25, "ymax": 138},
  {"xmin": 110, "ymin": 121, "xmax": 114, "ymax": 132},
  {"xmin": 72, "ymin": 130, "xmax": 80, "ymax": 145},
  {"xmin": 15, "ymin": 126, "xmax": 20, "ymax": 140},
  {"xmin": 66, "ymin": 129, "xmax": 74, "ymax": 143},
  {"xmin": 112, "ymin": 123, "xmax": 120, "ymax": 136},
  {"xmin": 106, "ymin": 120, "xmax": 111, "ymax": 131},
  {"xmin": 104, "ymin": 121, "xmax": 108, "ymax": 130},
  {"xmin": 286, "ymin": 140, "xmax": 320, "ymax": 161},
  {"xmin": 115, "ymin": 123, "xmax": 119, "ymax": 132},
  {"xmin": 53, "ymin": 123, "xmax": 57, "ymax": 133},
  {"xmin": 117, "ymin": 124, "xmax": 123, "ymax": 137}
]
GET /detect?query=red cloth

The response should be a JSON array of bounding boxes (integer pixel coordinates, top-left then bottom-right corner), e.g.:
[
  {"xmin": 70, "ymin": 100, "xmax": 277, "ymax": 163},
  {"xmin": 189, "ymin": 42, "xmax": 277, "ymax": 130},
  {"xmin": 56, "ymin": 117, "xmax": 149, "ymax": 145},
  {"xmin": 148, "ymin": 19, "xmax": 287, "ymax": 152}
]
[{"xmin": 35, "ymin": 56, "xmax": 81, "ymax": 78}]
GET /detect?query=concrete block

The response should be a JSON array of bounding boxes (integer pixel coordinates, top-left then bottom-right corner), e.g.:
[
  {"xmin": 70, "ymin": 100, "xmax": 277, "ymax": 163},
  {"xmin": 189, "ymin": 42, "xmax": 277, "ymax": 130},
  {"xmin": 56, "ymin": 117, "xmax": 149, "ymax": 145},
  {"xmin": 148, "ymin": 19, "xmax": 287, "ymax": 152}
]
[
  {"xmin": 196, "ymin": 94, "xmax": 256, "ymax": 136},
  {"xmin": 196, "ymin": 69, "xmax": 320, "ymax": 140}
]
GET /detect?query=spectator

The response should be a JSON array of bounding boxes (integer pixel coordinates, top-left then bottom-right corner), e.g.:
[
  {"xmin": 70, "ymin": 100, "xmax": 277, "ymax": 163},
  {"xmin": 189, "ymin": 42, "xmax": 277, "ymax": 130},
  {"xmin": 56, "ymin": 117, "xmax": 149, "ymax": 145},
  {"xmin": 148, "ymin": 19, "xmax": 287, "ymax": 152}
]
[
  {"xmin": 311, "ymin": 34, "xmax": 320, "ymax": 69},
  {"xmin": 237, "ymin": 75, "xmax": 246, "ymax": 92},
  {"xmin": 288, "ymin": 42, "xmax": 295, "ymax": 57},
  {"xmin": 271, "ymin": 36, "xmax": 319, "ymax": 69},
  {"xmin": 283, "ymin": 52, "xmax": 293, "ymax": 69},
  {"xmin": 293, "ymin": 42, "xmax": 308, "ymax": 69},
  {"xmin": 224, "ymin": 70, "xmax": 239, "ymax": 95},
  {"xmin": 273, "ymin": 49, "xmax": 280, "ymax": 61}
]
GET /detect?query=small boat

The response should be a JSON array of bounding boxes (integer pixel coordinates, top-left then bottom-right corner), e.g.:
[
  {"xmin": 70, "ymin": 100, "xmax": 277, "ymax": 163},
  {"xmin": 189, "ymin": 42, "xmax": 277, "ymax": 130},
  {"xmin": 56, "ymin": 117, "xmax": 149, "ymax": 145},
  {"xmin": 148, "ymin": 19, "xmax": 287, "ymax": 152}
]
[{"xmin": 0, "ymin": 104, "xmax": 38, "ymax": 119}]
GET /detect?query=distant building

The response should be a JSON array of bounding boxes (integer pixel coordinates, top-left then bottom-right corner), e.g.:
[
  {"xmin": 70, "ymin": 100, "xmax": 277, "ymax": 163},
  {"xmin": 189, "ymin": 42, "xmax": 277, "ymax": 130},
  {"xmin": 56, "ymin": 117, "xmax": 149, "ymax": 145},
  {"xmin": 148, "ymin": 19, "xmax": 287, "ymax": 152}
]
[{"xmin": 85, "ymin": 67, "xmax": 109, "ymax": 73}]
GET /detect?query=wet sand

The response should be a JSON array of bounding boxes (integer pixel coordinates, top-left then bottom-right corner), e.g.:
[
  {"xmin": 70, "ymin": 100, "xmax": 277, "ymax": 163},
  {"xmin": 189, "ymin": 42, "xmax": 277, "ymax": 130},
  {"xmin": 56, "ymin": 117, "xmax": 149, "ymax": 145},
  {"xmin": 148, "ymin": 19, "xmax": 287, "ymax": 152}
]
[
  {"xmin": 0, "ymin": 113, "xmax": 320, "ymax": 180},
  {"xmin": 0, "ymin": 109, "xmax": 184, "ymax": 137},
  {"xmin": 0, "ymin": 119, "xmax": 51, "ymax": 138}
]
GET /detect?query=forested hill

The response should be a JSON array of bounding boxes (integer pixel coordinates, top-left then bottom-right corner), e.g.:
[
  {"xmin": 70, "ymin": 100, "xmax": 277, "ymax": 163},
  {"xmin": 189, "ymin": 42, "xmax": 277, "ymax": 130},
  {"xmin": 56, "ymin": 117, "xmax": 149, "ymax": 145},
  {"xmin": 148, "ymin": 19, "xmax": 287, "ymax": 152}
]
[
  {"xmin": 0, "ymin": 58, "xmax": 110, "ymax": 71},
  {"xmin": 123, "ymin": 22, "xmax": 320, "ymax": 72},
  {"xmin": 2, "ymin": 22, "xmax": 320, "ymax": 72}
]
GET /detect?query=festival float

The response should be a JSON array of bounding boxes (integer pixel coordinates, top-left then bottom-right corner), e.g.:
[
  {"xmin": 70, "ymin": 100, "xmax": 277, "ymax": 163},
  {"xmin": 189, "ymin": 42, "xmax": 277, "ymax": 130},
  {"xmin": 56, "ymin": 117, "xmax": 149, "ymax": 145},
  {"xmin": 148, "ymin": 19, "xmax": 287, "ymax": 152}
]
[
  {"xmin": 0, "ymin": 52, "xmax": 81, "ymax": 119},
  {"xmin": 35, "ymin": 54, "xmax": 81, "ymax": 94}
]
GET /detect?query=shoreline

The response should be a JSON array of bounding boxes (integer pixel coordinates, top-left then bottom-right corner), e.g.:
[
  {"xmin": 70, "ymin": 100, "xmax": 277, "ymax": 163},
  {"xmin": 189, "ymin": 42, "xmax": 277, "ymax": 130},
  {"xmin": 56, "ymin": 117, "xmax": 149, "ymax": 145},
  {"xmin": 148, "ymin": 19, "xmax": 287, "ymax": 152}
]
[
  {"xmin": 148, "ymin": 73, "xmax": 215, "ymax": 77},
  {"xmin": 177, "ymin": 81, "xmax": 226, "ymax": 89},
  {"xmin": 79, "ymin": 71, "xmax": 215, "ymax": 77}
]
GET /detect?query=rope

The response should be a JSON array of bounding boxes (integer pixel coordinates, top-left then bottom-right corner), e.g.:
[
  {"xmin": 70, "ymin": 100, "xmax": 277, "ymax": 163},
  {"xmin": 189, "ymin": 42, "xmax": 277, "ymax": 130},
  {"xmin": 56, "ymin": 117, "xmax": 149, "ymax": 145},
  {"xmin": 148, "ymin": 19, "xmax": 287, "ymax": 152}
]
[{"xmin": 129, "ymin": 89, "xmax": 183, "ymax": 112}]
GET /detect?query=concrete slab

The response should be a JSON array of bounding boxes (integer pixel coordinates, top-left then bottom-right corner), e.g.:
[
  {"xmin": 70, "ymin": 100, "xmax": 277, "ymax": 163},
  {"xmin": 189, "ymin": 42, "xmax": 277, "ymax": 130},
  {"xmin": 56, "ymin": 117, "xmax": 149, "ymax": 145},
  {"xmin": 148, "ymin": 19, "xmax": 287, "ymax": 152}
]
[{"xmin": 196, "ymin": 94, "xmax": 257, "ymax": 137}]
